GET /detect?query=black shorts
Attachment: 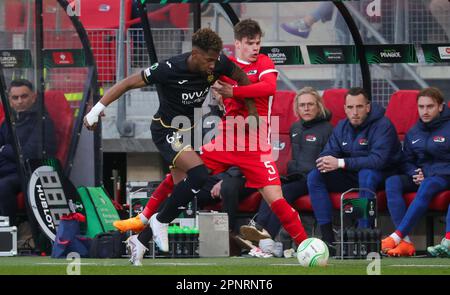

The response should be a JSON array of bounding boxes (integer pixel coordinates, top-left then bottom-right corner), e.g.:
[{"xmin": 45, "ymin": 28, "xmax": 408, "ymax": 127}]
[{"xmin": 150, "ymin": 118, "xmax": 201, "ymax": 168}]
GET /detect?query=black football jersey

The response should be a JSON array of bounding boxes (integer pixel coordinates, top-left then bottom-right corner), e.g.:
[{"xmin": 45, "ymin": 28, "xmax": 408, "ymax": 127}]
[{"xmin": 141, "ymin": 52, "xmax": 236, "ymax": 124}]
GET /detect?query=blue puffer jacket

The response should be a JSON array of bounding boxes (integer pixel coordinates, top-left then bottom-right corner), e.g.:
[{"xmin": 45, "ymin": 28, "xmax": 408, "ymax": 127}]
[
  {"xmin": 320, "ymin": 103, "xmax": 402, "ymax": 171},
  {"xmin": 0, "ymin": 104, "xmax": 56, "ymax": 176},
  {"xmin": 401, "ymin": 105, "xmax": 450, "ymax": 177}
]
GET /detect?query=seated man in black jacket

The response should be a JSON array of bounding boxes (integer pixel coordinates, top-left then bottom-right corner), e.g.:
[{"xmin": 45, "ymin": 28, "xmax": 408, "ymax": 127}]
[{"xmin": 0, "ymin": 79, "xmax": 56, "ymax": 225}]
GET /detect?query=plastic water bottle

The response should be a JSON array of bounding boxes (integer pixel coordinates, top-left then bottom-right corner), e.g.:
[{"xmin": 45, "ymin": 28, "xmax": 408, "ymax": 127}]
[
  {"xmin": 168, "ymin": 226, "xmax": 176, "ymax": 258},
  {"xmin": 192, "ymin": 227, "xmax": 199, "ymax": 257},
  {"xmin": 182, "ymin": 226, "xmax": 190, "ymax": 257},
  {"xmin": 355, "ymin": 229, "xmax": 362, "ymax": 258},
  {"xmin": 360, "ymin": 229, "xmax": 369, "ymax": 257},
  {"xmin": 373, "ymin": 228, "xmax": 381, "ymax": 253},
  {"xmin": 336, "ymin": 229, "xmax": 343, "ymax": 257},
  {"xmin": 173, "ymin": 226, "xmax": 183, "ymax": 257},
  {"xmin": 346, "ymin": 228, "xmax": 356, "ymax": 258},
  {"xmin": 368, "ymin": 228, "xmax": 376, "ymax": 253}
]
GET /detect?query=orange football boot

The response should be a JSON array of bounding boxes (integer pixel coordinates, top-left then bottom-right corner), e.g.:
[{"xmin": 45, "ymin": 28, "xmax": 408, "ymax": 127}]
[
  {"xmin": 387, "ymin": 240, "xmax": 416, "ymax": 257},
  {"xmin": 113, "ymin": 216, "xmax": 145, "ymax": 233},
  {"xmin": 381, "ymin": 236, "xmax": 397, "ymax": 253}
]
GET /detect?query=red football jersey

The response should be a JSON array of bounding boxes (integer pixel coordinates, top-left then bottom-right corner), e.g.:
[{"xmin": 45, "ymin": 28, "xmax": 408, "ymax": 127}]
[{"xmin": 218, "ymin": 54, "xmax": 278, "ymax": 151}]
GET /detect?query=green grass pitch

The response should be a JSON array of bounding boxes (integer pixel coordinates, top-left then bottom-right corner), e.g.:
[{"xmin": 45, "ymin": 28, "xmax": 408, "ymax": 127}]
[{"xmin": 0, "ymin": 256, "xmax": 449, "ymax": 275}]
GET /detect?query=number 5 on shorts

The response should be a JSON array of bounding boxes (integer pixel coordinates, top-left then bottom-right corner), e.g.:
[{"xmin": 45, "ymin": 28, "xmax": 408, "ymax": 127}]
[{"xmin": 264, "ymin": 161, "xmax": 276, "ymax": 175}]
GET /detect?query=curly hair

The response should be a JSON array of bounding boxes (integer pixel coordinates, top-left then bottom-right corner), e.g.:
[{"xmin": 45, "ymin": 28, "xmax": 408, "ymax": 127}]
[
  {"xmin": 192, "ymin": 28, "xmax": 223, "ymax": 53},
  {"xmin": 234, "ymin": 18, "xmax": 263, "ymax": 40}
]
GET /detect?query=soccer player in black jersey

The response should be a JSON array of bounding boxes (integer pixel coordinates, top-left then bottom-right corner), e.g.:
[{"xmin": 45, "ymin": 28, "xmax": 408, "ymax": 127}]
[{"xmin": 84, "ymin": 28, "xmax": 252, "ymax": 253}]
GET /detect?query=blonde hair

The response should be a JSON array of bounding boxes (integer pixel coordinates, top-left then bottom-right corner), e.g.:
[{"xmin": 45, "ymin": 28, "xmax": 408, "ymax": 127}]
[{"xmin": 294, "ymin": 86, "xmax": 328, "ymax": 119}]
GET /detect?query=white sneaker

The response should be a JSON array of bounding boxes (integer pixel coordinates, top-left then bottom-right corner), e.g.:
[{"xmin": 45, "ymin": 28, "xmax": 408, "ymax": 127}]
[
  {"xmin": 248, "ymin": 247, "xmax": 273, "ymax": 258},
  {"xmin": 149, "ymin": 214, "xmax": 169, "ymax": 252},
  {"xmin": 126, "ymin": 235, "xmax": 148, "ymax": 266}
]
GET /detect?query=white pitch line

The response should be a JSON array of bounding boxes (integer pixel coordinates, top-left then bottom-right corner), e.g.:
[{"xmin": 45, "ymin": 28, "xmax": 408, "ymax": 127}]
[
  {"xmin": 391, "ymin": 264, "xmax": 450, "ymax": 268},
  {"xmin": 151, "ymin": 262, "xmax": 217, "ymax": 266},
  {"xmin": 270, "ymin": 263, "xmax": 304, "ymax": 266},
  {"xmin": 36, "ymin": 262, "xmax": 103, "ymax": 266}
]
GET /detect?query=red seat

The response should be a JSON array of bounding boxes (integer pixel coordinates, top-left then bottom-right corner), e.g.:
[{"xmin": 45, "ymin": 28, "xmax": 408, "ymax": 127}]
[
  {"xmin": 385, "ymin": 90, "xmax": 420, "ymax": 141},
  {"xmin": 270, "ymin": 90, "xmax": 297, "ymax": 134},
  {"xmin": 272, "ymin": 133, "xmax": 291, "ymax": 176},
  {"xmin": 403, "ymin": 191, "xmax": 450, "ymax": 211},
  {"xmin": 270, "ymin": 90, "xmax": 297, "ymax": 176},
  {"xmin": 77, "ymin": 0, "xmax": 132, "ymax": 30},
  {"xmin": 44, "ymin": 91, "xmax": 74, "ymax": 166},
  {"xmin": 322, "ymin": 88, "xmax": 348, "ymax": 127},
  {"xmin": 0, "ymin": 103, "xmax": 4, "ymax": 123},
  {"xmin": 237, "ymin": 191, "xmax": 263, "ymax": 213},
  {"xmin": 294, "ymin": 191, "xmax": 388, "ymax": 212}
]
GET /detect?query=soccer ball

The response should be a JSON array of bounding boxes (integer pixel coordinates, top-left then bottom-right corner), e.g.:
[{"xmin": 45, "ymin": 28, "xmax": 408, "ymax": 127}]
[{"xmin": 297, "ymin": 238, "xmax": 329, "ymax": 267}]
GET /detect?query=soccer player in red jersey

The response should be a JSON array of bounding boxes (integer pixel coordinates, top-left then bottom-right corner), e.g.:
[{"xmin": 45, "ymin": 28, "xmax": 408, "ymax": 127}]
[
  {"xmin": 202, "ymin": 19, "xmax": 307, "ymax": 248},
  {"xmin": 117, "ymin": 20, "xmax": 308, "ymax": 265}
]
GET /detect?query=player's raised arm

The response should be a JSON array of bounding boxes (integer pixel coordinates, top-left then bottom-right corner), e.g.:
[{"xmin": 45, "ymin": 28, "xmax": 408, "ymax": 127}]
[
  {"xmin": 84, "ymin": 72, "xmax": 147, "ymax": 130},
  {"xmin": 215, "ymin": 63, "xmax": 259, "ymax": 119}
]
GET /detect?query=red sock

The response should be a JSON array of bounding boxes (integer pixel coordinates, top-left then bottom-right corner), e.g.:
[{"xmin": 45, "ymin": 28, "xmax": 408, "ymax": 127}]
[
  {"xmin": 270, "ymin": 198, "xmax": 307, "ymax": 245},
  {"xmin": 445, "ymin": 232, "xmax": 450, "ymax": 240},
  {"xmin": 394, "ymin": 230, "xmax": 404, "ymax": 239},
  {"xmin": 141, "ymin": 174, "xmax": 174, "ymax": 219}
]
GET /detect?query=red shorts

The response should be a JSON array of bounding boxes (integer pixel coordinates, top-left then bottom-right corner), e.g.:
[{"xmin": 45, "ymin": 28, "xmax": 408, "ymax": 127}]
[{"xmin": 200, "ymin": 139, "xmax": 281, "ymax": 188}]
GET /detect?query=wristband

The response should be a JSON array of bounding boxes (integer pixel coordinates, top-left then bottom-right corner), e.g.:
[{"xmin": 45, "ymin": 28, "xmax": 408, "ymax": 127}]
[{"xmin": 85, "ymin": 102, "xmax": 106, "ymax": 126}]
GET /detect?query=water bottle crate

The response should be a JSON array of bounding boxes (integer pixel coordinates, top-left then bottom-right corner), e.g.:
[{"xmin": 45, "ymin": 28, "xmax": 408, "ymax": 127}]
[
  {"xmin": 334, "ymin": 228, "xmax": 381, "ymax": 259},
  {"xmin": 333, "ymin": 241, "xmax": 380, "ymax": 259},
  {"xmin": 145, "ymin": 239, "xmax": 200, "ymax": 259}
]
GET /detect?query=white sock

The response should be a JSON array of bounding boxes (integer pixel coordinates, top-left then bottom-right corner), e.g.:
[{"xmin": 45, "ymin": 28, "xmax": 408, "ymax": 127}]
[
  {"xmin": 139, "ymin": 213, "xmax": 149, "ymax": 224},
  {"xmin": 403, "ymin": 235, "xmax": 411, "ymax": 243},
  {"xmin": 389, "ymin": 232, "xmax": 402, "ymax": 245}
]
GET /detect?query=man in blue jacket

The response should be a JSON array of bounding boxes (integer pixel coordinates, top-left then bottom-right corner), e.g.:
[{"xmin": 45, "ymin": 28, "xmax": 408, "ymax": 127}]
[
  {"xmin": 0, "ymin": 79, "xmax": 56, "ymax": 225},
  {"xmin": 383, "ymin": 87, "xmax": 450, "ymax": 256},
  {"xmin": 307, "ymin": 87, "xmax": 402, "ymax": 248}
]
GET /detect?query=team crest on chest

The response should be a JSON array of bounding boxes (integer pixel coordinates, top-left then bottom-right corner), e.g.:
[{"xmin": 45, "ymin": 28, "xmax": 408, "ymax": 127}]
[
  {"xmin": 359, "ymin": 138, "xmax": 369, "ymax": 145},
  {"xmin": 433, "ymin": 136, "xmax": 445, "ymax": 143},
  {"xmin": 305, "ymin": 134, "xmax": 317, "ymax": 142},
  {"xmin": 207, "ymin": 74, "xmax": 215, "ymax": 83}
]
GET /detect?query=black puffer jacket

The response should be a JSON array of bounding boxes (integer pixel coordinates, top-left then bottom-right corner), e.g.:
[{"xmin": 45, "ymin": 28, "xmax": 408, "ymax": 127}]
[{"xmin": 287, "ymin": 111, "xmax": 333, "ymax": 177}]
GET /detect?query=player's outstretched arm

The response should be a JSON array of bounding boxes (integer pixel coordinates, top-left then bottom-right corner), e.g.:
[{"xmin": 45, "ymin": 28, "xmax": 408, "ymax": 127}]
[{"xmin": 84, "ymin": 72, "xmax": 147, "ymax": 130}]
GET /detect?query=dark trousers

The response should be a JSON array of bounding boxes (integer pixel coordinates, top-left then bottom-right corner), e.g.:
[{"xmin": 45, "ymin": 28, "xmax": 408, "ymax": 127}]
[
  {"xmin": 0, "ymin": 173, "xmax": 21, "ymax": 225},
  {"xmin": 307, "ymin": 168, "xmax": 392, "ymax": 227},
  {"xmin": 386, "ymin": 174, "xmax": 450, "ymax": 236},
  {"xmin": 197, "ymin": 176, "xmax": 256, "ymax": 232}
]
